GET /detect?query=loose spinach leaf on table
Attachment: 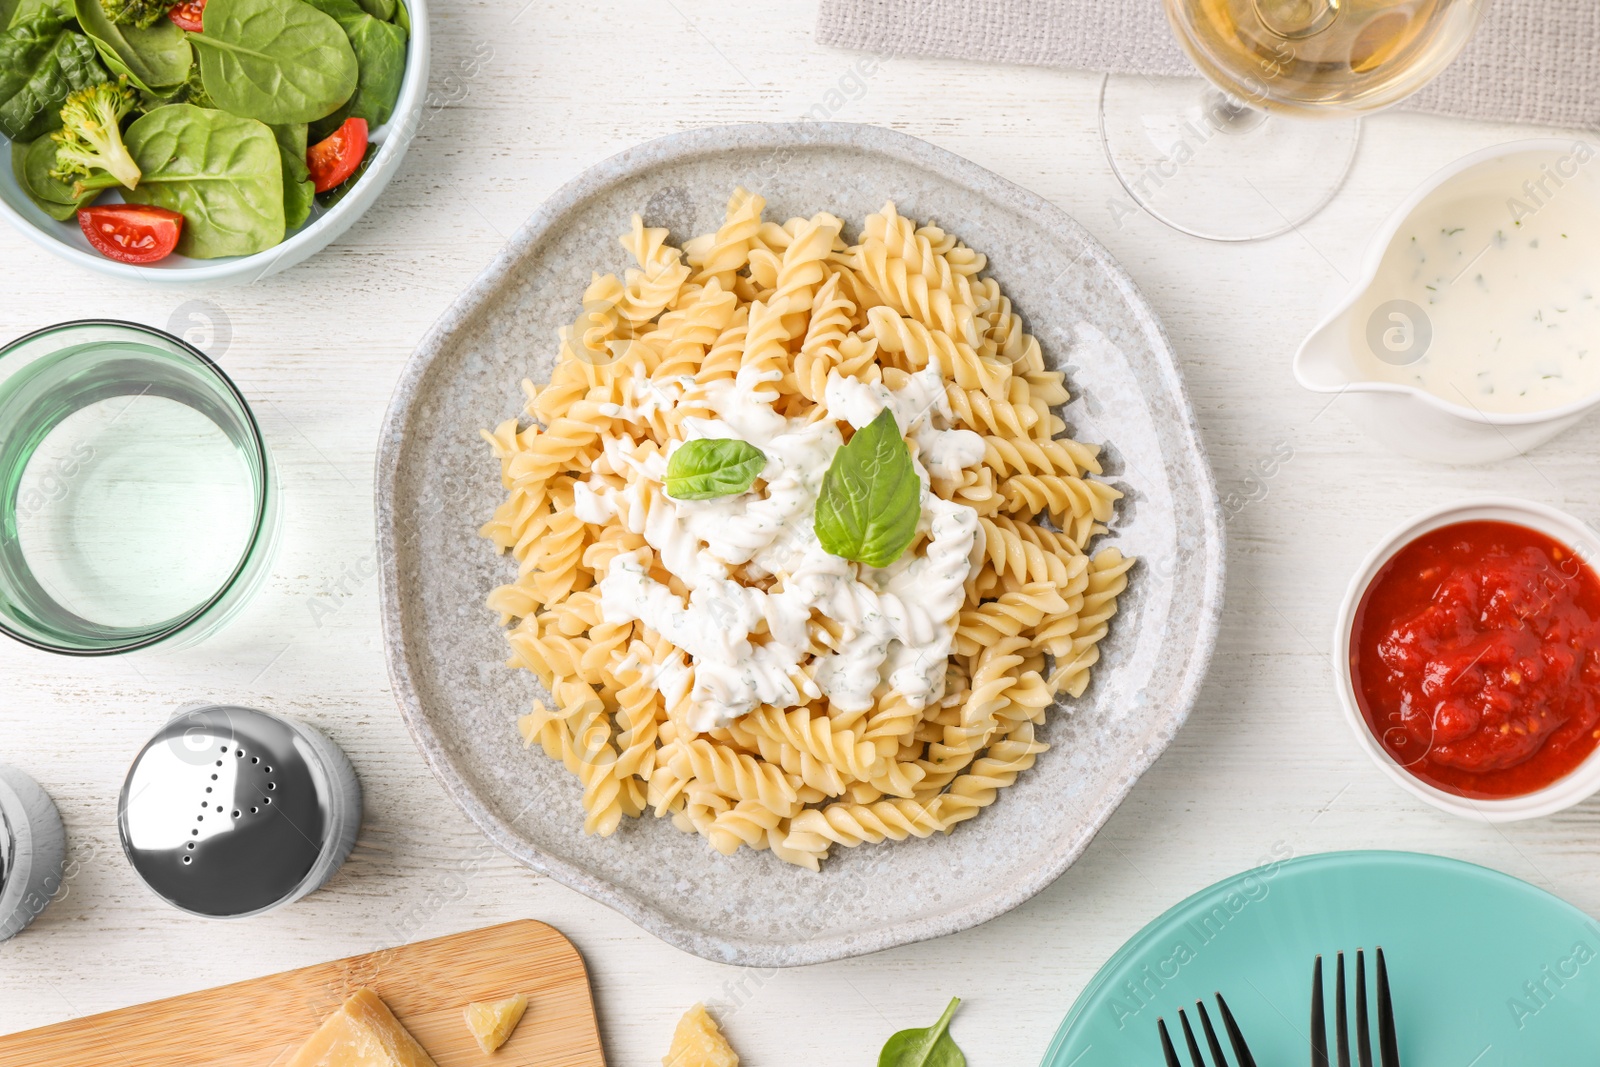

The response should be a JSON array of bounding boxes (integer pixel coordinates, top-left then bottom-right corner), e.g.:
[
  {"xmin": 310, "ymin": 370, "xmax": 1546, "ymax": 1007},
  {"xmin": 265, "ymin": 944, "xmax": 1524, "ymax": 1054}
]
[
  {"xmin": 878, "ymin": 998, "xmax": 966, "ymax": 1067},
  {"xmin": 302, "ymin": 0, "xmax": 406, "ymax": 138},
  {"xmin": 814, "ymin": 406, "xmax": 922, "ymax": 568},
  {"xmin": 121, "ymin": 104, "xmax": 286, "ymax": 257},
  {"xmin": 270, "ymin": 121, "xmax": 314, "ymax": 231},
  {"xmin": 72, "ymin": 0, "xmax": 189, "ymax": 91},
  {"xmin": 665, "ymin": 439, "xmax": 766, "ymax": 500},
  {"xmin": 0, "ymin": 26, "xmax": 106, "ymax": 141},
  {"xmin": 189, "ymin": 0, "xmax": 358, "ymax": 125}
]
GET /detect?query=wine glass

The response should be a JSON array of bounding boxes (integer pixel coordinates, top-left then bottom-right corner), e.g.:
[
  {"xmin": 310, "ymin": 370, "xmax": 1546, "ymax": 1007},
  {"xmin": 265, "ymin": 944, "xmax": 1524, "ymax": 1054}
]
[{"xmin": 1099, "ymin": 0, "xmax": 1488, "ymax": 241}]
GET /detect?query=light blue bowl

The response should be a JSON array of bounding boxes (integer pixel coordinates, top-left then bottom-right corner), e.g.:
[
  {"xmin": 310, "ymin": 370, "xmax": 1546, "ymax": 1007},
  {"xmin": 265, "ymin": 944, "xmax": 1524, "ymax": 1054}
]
[{"xmin": 0, "ymin": 0, "xmax": 429, "ymax": 285}]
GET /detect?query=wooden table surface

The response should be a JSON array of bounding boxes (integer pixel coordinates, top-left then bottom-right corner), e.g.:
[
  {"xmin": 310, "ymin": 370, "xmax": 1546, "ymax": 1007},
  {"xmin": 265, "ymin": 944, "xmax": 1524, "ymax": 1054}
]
[{"xmin": 3, "ymin": 3, "xmax": 1598, "ymax": 1064}]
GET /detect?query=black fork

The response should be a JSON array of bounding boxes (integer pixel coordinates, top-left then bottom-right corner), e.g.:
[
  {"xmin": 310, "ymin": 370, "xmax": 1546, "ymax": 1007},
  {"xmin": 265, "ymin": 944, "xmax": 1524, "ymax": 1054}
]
[
  {"xmin": 1311, "ymin": 948, "xmax": 1401, "ymax": 1067},
  {"xmin": 1157, "ymin": 994, "xmax": 1258, "ymax": 1067}
]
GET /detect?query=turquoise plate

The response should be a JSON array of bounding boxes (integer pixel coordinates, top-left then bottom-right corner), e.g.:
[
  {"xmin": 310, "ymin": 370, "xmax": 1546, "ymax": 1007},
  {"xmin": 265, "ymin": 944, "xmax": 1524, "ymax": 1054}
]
[{"xmin": 1042, "ymin": 851, "xmax": 1600, "ymax": 1066}]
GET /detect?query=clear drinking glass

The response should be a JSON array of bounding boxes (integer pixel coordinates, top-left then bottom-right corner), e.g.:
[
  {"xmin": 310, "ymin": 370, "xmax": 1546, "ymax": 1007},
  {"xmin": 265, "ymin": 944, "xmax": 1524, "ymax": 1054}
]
[
  {"xmin": 0, "ymin": 320, "xmax": 277, "ymax": 655},
  {"xmin": 1100, "ymin": 0, "xmax": 1488, "ymax": 241}
]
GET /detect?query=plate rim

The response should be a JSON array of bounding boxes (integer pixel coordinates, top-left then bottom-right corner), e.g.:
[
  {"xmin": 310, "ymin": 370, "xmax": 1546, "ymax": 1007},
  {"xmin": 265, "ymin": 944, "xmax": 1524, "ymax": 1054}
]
[
  {"xmin": 1039, "ymin": 848, "xmax": 1598, "ymax": 1066},
  {"xmin": 375, "ymin": 120, "xmax": 1227, "ymax": 967}
]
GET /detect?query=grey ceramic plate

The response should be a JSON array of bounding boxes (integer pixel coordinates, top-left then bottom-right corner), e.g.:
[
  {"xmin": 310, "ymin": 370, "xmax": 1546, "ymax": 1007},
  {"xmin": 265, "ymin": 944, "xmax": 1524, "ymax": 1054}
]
[{"xmin": 376, "ymin": 122, "xmax": 1225, "ymax": 967}]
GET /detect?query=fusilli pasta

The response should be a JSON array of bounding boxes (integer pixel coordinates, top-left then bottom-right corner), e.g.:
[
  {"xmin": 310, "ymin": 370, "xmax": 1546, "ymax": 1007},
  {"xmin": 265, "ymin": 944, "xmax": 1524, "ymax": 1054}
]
[{"xmin": 481, "ymin": 189, "xmax": 1134, "ymax": 870}]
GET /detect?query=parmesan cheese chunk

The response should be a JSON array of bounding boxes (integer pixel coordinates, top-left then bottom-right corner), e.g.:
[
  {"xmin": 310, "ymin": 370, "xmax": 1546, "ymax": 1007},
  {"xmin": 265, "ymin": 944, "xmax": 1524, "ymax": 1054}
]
[
  {"xmin": 464, "ymin": 994, "xmax": 529, "ymax": 1054},
  {"xmin": 663, "ymin": 1003, "xmax": 739, "ymax": 1067},
  {"xmin": 286, "ymin": 989, "xmax": 439, "ymax": 1067}
]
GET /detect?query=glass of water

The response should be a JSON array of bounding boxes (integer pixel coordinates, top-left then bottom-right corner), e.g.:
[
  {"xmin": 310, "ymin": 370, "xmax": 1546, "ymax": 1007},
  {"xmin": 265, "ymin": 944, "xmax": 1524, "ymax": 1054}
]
[{"xmin": 0, "ymin": 320, "xmax": 277, "ymax": 654}]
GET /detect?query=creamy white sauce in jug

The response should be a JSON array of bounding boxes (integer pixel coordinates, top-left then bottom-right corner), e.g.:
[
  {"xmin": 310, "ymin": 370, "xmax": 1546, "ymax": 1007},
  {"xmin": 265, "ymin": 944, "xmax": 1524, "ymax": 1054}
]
[{"xmin": 1351, "ymin": 153, "xmax": 1600, "ymax": 415}]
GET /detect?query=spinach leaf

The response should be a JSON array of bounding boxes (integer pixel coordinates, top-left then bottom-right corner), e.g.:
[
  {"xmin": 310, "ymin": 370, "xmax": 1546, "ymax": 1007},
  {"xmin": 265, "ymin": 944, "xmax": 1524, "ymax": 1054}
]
[
  {"xmin": 878, "ymin": 999, "xmax": 965, "ymax": 1067},
  {"xmin": 12, "ymin": 135, "xmax": 93, "ymax": 218},
  {"xmin": 814, "ymin": 406, "xmax": 921, "ymax": 568},
  {"xmin": 354, "ymin": 0, "xmax": 390, "ymax": 22},
  {"xmin": 271, "ymin": 121, "xmax": 313, "ymax": 231},
  {"xmin": 6, "ymin": 0, "xmax": 69, "ymax": 29},
  {"xmin": 302, "ymin": 0, "xmax": 406, "ymax": 138},
  {"xmin": 72, "ymin": 0, "xmax": 190, "ymax": 91},
  {"xmin": 390, "ymin": 0, "xmax": 406, "ymax": 32},
  {"xmin": 313, "ymin": 139, "xmax": 371, "ymax": 206},
  {"xmin": 0, "ymin": 27, "xmax": 106, "ymax": 140},
  {"xmin": 0, "ymin": 10, "xmax": 66, "ymax": 108},
  {"xmin": 189, "ymin": 0, "xmax": 358, "ymax": 124},
  {"xmin": 121, "ymin": 104, "xmax": 285, "ymax": 257},
  {"xmin": 18, "ymin": 132, "xmax": 96, "ymax": 212},
  {"xmin": 665, "ymin": 439, "xmax": 766, "ymax": 500}
]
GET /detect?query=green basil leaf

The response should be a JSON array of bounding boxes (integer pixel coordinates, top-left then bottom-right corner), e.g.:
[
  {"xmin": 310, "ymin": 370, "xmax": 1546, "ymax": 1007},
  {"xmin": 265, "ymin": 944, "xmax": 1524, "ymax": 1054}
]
[
  {"xmin": 270, "ymin": 121, "xmax": 313, "ymax": 231},
  {"xmin": 814, "ymin": 406, "xmax": 920, "ymax": 568},
  {"xmin": 121, "ymin": 104, "xmax": 285, "ymax": 257},
  {"xmin": 665, "ymin": 438, "xmax": 766, "ymax": 501},
  {"xmin": 189, "ymin": 0, "xmax": 358, "ymax": 124},
  {"xmin": 72, "ymin": 0, "xmax": 190, "ymax": 92},
  {"xmin": 0, "ymin": 27, "xmax": 106, "ymax": 140},
  {"xmin": 878, "ymin": 998, "xmax": 965, "ymax": 1067}
]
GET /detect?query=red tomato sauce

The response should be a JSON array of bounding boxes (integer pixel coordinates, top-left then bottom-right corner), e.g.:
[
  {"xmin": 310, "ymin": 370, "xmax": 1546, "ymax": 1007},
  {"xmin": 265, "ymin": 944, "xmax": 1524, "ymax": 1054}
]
[{"xmin": 1351, "ymin": 520, "xmax": 1600, "ymax": 799}]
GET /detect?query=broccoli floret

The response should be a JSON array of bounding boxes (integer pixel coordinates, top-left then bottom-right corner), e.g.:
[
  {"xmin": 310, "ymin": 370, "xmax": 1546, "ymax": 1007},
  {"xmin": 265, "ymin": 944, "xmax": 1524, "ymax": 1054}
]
[
  {"xmin": 178, "ymin": 63, "xmax": 213, "ymax": 109},
  {"xmin": 99, "ymin": 0, "xmax": 167, "ymax": 29},
  {"xmin": 49, "ymin": 79, "xmax": 141, "ymax": 195}
]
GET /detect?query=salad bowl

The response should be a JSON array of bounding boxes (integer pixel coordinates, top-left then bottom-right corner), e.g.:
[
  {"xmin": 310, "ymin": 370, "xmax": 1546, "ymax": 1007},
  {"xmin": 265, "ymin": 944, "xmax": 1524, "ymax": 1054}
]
[{"xmin": 0, "ymin": 0, "xmax": 430, "ymax": 284}]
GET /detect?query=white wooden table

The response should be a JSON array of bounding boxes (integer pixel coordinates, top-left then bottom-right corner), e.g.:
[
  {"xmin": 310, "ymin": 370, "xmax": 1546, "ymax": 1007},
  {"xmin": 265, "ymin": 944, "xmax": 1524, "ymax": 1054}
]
[{"xmin": 4, "ymin": 3, "xmax": 1598, "ymax": 1063}]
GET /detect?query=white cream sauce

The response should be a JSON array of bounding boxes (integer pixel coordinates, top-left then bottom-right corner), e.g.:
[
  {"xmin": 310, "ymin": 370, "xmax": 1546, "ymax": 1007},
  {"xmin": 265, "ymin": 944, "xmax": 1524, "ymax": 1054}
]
[
  {"xmin": 588, "ymin": 368, "xmax": 985, "ymax": 731},
  {"xmin": 1351, "ymin": 161, "xmax": 1600, "ymax": 414}
]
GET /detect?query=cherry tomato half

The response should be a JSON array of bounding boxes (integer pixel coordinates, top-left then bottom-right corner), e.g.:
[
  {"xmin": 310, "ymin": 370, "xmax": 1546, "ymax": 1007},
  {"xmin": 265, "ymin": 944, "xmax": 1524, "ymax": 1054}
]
[
  {"xmin": 78, "ymin": 204, "xmax": 184, "ymax": 264},
  {"xmin": 307, "ymin": 117, "xmax": 368, "ymax": 194},
  {"xmin": 167, "ymin": 0, "xmax": 204, "ymax": 31}
]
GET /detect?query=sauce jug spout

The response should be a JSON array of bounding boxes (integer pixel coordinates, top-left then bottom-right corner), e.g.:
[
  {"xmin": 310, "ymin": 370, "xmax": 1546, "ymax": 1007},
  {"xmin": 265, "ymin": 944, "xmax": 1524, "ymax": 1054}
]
[{"xmin": 1294, "ymin": 306, "xmax": 1362, "ymax": 393}]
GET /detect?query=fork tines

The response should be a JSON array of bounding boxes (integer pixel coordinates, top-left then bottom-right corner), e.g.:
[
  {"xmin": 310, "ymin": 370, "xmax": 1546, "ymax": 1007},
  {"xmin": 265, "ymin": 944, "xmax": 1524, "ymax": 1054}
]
[
  {"xmin": 1156, "ymin": 993, "xmax": 1257, "ymax": 1067},
  {"xmin": 1312, "ymin": 948, "xmax": 1400, "ymax": 1067}
]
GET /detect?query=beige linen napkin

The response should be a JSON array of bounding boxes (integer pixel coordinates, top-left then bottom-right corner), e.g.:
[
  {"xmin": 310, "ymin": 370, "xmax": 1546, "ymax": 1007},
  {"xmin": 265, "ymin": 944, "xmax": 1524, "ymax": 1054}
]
[{"xmin": 816, "ymin": 0, "xmax": 1600, "ymax": 129}]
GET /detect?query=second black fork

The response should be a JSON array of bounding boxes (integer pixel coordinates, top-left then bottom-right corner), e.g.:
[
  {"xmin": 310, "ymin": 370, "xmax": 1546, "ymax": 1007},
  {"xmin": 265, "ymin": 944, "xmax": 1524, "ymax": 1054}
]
[{"xmin": 1311, "ymin": 948, "xmax": 1401, "ymax": 1067}]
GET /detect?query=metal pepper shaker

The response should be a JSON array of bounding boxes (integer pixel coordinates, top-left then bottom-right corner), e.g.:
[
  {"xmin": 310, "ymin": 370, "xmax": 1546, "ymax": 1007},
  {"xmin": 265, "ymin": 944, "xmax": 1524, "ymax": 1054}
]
[
  {"xmin": 118, "ymin": 704, "xmax": 362, "ymax": 919},
  {"xmin": 0, "ymin": 764, "xmax": 67, "ymax": 942}
]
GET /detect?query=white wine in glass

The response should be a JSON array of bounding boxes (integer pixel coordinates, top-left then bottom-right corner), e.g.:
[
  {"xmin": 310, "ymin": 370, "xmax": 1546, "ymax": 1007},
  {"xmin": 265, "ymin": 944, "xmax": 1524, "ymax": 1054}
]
[
  {"xmin": 1099, "ymin": 0, "xmax": 1487, "ymax": 240},
  {"xmin": 1173, "ymin": 0, "xmax": 1486, "ymax": 113}
]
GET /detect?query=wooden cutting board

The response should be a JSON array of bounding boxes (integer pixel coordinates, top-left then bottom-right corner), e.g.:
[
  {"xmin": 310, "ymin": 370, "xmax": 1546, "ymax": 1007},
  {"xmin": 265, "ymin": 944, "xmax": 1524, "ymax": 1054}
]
[{"xmin": 0, "ymin": 920, "xmax": 605, "ymax": 1067}]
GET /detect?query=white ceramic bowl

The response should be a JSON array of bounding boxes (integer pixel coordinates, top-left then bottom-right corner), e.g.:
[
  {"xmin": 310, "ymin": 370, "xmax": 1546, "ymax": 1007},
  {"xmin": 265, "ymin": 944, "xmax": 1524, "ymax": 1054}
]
[
  {"xmin": 1333, "ymin": 498, "xmax": 1600, "ymax": 822},
  {"xmin": 1296, "ymin": 139, "xmax": 1600, "ymax": 465},
  {"xmin": 0, "ymin": 0, "xmax": 429, "ymax": 285}
]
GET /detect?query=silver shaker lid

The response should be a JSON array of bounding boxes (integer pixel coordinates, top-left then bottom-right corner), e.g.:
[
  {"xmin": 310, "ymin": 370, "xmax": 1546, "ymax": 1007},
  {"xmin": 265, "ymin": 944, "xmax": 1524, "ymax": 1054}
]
[
  {"xmin": 0, "ymin": 764, "xmax": 67, "ymax": 942},
  {"xmin": 118, "ymin": 705, "xmax": 361, "ymax": 918}
]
